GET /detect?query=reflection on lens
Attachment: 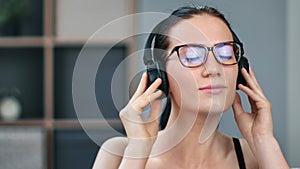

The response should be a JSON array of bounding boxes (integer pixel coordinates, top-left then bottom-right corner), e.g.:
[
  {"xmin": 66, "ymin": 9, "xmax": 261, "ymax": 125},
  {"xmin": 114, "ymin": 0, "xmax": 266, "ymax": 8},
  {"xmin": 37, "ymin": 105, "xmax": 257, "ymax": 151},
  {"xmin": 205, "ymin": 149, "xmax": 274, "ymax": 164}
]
[{"xmin": 179, "ymin": 46, "xmax": 205, "ymax": 66}]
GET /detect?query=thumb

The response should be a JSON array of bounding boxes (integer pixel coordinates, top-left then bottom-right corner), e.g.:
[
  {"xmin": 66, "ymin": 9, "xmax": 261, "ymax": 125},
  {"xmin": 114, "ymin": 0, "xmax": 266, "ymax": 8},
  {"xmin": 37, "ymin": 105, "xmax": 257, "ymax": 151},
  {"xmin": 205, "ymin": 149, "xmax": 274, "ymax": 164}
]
[
  {"xmin": 146, "ymin": 99, "xmax": 162, "ymax": 136},
  {"xmin": 148, "ymin": 99, "xmax": 162, "ymax": 124},
  {"xmin": 232, "ymin": 92, "xmax": 244, "ymax": 120}
]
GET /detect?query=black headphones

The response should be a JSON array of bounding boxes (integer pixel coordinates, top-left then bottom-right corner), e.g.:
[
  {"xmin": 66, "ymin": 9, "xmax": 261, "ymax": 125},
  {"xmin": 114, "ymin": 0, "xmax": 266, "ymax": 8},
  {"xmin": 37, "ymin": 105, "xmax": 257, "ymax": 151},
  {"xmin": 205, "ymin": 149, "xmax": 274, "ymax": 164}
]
[
  {"xmin": 143, "ymin": 33, "xmax": 169, "ymax": 97},
  {"xmin": 143, "ymin": 31, "xmax": 249, "ymax": 97}
]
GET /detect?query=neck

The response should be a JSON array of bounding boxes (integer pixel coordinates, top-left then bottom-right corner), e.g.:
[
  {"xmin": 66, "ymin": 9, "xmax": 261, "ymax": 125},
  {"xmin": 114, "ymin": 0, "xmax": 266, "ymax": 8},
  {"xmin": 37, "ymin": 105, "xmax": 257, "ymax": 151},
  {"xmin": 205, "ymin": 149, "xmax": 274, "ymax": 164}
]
[
  {"xmin": 165, "ymin": 98, "xmax": 222, "ymax": 141},
  {"xmin": 162, "ymin": 100, "xmax": 225, "ymax": 165}
]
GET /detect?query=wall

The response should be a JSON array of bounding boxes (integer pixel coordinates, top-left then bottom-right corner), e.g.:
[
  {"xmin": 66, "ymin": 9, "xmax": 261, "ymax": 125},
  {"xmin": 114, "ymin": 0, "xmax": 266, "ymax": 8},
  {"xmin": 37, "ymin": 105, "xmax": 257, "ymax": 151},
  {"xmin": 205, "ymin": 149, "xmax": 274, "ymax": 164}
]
[{"xmin": 287, "ymin": 0, "xmax": 300, "ymax": 167}]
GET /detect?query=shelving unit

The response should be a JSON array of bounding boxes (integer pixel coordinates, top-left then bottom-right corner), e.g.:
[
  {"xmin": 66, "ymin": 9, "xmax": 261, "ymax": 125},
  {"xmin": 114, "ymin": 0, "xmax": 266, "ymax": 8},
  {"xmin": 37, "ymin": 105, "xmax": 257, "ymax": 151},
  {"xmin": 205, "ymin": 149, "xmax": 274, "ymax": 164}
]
[{"xmin": 0, "ymin": 0, "xmax": 135, "ymax": 168}]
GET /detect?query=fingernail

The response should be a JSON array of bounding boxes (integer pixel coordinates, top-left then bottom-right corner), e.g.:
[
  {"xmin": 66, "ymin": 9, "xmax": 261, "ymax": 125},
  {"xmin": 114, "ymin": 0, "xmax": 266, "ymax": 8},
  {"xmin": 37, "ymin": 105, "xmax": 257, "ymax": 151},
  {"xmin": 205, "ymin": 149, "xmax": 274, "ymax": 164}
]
[{"xmin": 143, "ymin": 72, "xmax": 147, "ymax": 76}]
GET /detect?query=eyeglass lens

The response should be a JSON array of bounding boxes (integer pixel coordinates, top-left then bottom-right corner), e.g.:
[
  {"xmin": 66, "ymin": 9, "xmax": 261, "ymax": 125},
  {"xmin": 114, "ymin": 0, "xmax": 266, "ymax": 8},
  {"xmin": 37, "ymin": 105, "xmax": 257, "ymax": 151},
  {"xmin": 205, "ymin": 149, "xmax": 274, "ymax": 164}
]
[{"xmin": 177, "ymin": 43, "xmax": 240, "ymax": 67}]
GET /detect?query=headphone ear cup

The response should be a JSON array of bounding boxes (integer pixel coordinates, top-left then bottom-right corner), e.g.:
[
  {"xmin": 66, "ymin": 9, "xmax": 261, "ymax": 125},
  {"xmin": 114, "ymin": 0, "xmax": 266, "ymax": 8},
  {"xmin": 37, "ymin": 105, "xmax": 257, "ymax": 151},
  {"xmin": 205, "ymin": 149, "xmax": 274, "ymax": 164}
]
[
  {"xmin": 237, "ymin": 56, "xmax": 249, "ymax": 90},
  {"xmin": 146, "ymin": 61, "xmax": 169, "ymax": 97}
]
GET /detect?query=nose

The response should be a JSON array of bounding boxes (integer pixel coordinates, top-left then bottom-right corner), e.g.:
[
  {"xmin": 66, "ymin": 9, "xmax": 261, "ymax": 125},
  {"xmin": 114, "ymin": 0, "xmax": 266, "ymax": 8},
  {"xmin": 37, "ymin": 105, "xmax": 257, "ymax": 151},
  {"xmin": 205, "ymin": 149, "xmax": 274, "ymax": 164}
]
[{"xmin": 201, "ymin": 50, "xmax": 222, "ymax": 77}]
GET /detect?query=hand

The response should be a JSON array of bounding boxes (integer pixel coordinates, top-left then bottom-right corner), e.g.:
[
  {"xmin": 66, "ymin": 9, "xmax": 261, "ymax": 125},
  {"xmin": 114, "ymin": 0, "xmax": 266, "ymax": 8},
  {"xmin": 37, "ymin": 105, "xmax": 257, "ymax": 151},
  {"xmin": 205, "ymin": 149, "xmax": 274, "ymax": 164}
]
[
  {"xmin": 232, "ymin": 67, "xmax": 274, "ymax": 149},
  {"xmin": 119, "ymin": 72, "xmax": 162, "ymax": 143}
]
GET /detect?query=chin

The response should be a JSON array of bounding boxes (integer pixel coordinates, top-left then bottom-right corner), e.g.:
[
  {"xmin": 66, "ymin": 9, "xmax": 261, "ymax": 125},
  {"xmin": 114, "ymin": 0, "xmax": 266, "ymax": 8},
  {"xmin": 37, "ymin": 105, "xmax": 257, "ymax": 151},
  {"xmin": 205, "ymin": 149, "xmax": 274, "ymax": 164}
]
[
  {"xmin": 198, "ymin": 88, "xmax": 235, "ymax": 111},
  {"xmin": 197, "ymin": 96, "xmax": 232, "ymax": 115}
]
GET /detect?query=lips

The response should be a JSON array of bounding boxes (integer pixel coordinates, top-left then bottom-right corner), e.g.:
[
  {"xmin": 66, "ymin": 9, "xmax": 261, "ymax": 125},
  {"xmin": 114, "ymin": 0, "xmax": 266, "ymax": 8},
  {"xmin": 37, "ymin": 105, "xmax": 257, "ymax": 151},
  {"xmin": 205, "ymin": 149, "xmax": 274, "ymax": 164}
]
[{"xmin": 199, "ymin": 84, "xmax": 227, "ymax": 94}]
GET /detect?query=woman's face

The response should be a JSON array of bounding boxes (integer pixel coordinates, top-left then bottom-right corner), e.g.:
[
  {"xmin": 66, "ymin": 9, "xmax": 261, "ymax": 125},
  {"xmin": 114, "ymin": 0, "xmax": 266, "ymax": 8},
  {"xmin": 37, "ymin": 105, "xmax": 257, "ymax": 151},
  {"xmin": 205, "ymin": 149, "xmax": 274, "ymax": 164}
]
[{"xmin": 166, "ymin": 14, "xmax": 238, "ymax": 115}]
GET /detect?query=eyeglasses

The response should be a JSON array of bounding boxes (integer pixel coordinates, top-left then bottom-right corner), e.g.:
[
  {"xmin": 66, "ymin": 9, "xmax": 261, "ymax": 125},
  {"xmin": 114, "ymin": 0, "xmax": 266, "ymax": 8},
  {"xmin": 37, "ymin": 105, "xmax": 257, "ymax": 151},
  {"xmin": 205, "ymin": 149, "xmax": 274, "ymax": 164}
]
[{"xmin": 168, "ymin": 41, "xmax": 243, "ymax": 68}]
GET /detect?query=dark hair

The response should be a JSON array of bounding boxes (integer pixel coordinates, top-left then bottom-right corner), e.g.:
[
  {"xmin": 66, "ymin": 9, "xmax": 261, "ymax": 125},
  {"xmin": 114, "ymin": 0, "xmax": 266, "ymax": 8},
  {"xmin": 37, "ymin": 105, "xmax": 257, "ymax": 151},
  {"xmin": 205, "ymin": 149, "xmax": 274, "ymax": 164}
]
[{"xmin": 146, "ymin": 5, "xmax": 239, "ymax": 130}]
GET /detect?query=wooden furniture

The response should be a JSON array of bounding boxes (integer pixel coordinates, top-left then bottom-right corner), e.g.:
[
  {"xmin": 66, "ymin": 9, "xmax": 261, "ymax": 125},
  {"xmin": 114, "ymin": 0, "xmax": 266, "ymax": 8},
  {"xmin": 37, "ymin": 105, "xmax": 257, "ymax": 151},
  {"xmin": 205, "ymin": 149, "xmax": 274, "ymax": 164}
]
[{"xmin": 0, "ymin": 0, "xmax": 136, "ymax": 168}]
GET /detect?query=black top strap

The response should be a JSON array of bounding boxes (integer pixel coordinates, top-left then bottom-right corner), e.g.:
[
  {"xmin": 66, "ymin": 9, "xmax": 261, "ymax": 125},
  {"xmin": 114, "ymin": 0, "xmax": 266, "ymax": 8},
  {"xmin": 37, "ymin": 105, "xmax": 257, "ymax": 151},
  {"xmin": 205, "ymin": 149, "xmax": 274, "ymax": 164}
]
[{"xmin": 233, "ymin": 137, "xmax": 246, "ymax": 169}]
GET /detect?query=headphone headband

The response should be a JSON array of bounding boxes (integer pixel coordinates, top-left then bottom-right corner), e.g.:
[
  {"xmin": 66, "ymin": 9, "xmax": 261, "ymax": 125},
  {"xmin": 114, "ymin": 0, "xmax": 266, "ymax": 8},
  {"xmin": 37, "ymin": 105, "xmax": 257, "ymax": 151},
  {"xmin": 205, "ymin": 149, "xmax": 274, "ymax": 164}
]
[
  {"xmin": 143, "ymin": 33, "xmax": 157, "ymax": 65},
  {"xmin": 231, "ymin": 30, "xmax": 244, "ymax": 56}
]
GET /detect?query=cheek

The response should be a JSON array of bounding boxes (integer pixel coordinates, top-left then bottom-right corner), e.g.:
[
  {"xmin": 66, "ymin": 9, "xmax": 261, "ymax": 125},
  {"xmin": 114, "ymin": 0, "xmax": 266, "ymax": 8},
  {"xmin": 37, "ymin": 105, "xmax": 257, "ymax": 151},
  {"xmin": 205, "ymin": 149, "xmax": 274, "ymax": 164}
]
[
  {"xmin": 165, "ymin": 60, "xmax": 180, "ymax": 99},
  {"xmin": 166, "ymin": 60, "xmax": 191, "ymax": 95},
  {"xmin": 166, "ymin": 60, "xmax": 199, "ymax": 108},
  {"xmin": 225, "ymin": 69, "xmax": 238, "ymax": 88},
  {"xmin": 224, "ymin": 67, "xmax": 238, "ymax": 106}
]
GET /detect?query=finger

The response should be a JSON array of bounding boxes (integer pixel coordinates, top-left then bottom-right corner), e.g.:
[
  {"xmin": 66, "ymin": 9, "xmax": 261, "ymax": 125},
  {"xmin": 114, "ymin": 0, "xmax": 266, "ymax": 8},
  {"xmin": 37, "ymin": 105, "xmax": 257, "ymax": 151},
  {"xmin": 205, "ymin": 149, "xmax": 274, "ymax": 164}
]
[
  {"xmin": 149, "ymin": 89, "xmax": 163, "ymax": 102},
  {"xmin": 144, "ymin": 78, "xmax": 162, "ymax": 96},
  {"xmin": 241, "ymin": 68, "xmax": 265, "ymax": 98},
  {"xmin": 232, "ymin": 92, "xmax": 245, "ymax": 118},
  {"xmin": 248, "ymin": 67, "xmax": 262, "ymax": 91},
  {"xmin": 148, "ymin": 99, "xmax": 162, "ymax": 123},
  {"xmin": 232, "ymin": 94, "xmax": 254, "ymax": 140},
  {"xmin": 132, "ymin": 90, "xmax": 162, "ymax": 113},
  {"xmin": 145, "ymin": 99, "xmax": 162, "ymax": 136},
  {"xmin": 145, "ymin": 99, "xmax": 162, "ymax": 134},
  {"xmin": 119, "ymin": 104, "xmax": 144, "ymax": 124},
  {"xmin": 238, "ymin": 84, "xmax": 264, "ymax": 102},
  {"xmin": 131, "ymin": 72, "xmax": 148, "ymax": 101},
  {"xmin": 248, "ymin": 95, "xmax": 258, "ymax": 114},
  {"xmin": 241, "ymin": 68, "xmax": 257, "ymax": 90}
]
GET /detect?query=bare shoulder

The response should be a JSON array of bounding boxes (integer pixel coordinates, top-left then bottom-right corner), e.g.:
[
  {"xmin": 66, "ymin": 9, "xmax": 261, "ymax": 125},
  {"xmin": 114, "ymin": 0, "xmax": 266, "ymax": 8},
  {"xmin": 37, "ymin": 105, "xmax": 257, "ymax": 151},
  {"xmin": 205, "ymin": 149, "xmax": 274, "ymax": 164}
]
[
  {"xmin": 101, "ymin": 136, "xmax": 128, "ymax": 153},
  {"xmin": 145, "ymin": 156, "xmax": 170, "ymax": 169},
  {"xmin": 92, "ymin": 137, "xmax": 128, "ymax": 169},
  {"xmin": 218, "ymin": 133, "xmax": 258, "ymax": 169},
  {"xmin": 239, "ymin": 138, "xmax": 259, "ymax": 169}
]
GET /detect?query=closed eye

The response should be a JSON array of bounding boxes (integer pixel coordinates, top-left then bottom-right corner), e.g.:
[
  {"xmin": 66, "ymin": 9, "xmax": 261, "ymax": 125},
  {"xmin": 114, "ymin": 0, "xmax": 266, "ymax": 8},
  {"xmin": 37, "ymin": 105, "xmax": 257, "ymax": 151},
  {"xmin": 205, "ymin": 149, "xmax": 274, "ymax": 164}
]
[
  {"xmin": 184, "ymin": 57, "xmax": 200, "ymax": 62},
  {"xmin": 218, "ymin": 55, "xmax": 232, "ymax": 61}
]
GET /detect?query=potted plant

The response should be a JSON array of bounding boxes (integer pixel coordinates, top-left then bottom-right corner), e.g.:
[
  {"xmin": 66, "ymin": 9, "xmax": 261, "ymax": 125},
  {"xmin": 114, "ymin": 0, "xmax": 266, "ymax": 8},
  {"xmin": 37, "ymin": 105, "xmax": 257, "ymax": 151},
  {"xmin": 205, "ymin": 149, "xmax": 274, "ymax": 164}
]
[{"xmin": 0, "ymin": 0, "xmax": 28, "ymax": 36}]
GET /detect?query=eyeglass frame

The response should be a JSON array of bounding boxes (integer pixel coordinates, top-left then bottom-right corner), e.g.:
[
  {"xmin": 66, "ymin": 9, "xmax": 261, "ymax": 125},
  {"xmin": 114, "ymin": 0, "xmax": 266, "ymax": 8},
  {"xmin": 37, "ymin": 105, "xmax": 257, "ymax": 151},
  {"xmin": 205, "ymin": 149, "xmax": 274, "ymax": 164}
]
[{"xmin": 167, "ymin": 41, "xmax": 244, "ymax": 68}]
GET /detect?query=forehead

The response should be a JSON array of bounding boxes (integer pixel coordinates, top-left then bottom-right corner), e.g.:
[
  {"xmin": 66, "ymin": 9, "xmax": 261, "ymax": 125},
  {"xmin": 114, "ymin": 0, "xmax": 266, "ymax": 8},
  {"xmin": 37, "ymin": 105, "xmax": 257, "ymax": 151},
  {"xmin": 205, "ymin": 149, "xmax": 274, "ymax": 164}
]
[{"xmin": 168, "ymin": 14, "xmax": 233, "ymax": 48}]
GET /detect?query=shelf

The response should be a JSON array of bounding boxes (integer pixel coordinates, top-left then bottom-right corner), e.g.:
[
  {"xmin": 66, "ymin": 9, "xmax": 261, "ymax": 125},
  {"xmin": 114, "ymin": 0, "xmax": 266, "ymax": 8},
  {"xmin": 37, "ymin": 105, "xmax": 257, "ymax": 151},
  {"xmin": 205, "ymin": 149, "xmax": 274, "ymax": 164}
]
[
  {"xmin": 54, "ymin": 45, "xmax": 128, "ymax": 119},
  {"xmin": 0, "ymin": 37, "xmax": 44, "ymax": 47},
  {"xmin": 54, "ymin": 125, "xmax": 125, "ymax": 169},
  {"xmin": 0, "ymin": 119, "xmax": 123, "ymax": 130},
  {"xmin": 0, "ymin": 47, "xmax": 44, "ymax": 119},
  {"xmin": 0, "ymin": 126, "xmax": 47, "ymax": 169},
  {"xmin": 0, "ymin": 0, "xmax": 136, "ymax": 168},
  {"xmin": 0, "ymin": 0, "xmax": 44, "ymax": 37},
  {"xmin": 0, "ymin": 120, "xmax": 45, "ymax": 126},
  {"xmin": 55, "ymin": 0, "xmax": 133, "ymax": 41},
  {"xmin": 53, "ymin": 119, "xmax": 122, "ymax": 129},
  {"xmin": 53, "ymin": 38, "xmax": 87, "ymax": 46},
  {"xmin": 53, "ymin": 37, "xmax": 131, "ymax": 46},
  {"xmin": 53, "ymin": 129, "xmax": 100, "ymax": 169}
]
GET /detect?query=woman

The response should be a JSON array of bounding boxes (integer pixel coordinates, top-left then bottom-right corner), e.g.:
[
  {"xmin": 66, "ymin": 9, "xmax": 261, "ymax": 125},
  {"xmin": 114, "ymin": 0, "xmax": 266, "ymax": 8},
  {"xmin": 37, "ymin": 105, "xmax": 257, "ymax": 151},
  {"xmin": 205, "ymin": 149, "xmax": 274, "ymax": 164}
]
[{"xmin": 93, "ymin": 6, "xmax": 289, "ymax": 169}]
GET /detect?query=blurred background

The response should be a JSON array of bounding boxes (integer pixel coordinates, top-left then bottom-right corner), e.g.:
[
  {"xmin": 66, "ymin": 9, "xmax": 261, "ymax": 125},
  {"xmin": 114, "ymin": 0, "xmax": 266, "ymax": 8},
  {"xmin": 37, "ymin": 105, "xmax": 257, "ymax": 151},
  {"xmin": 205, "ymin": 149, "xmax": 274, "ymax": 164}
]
[{"xmin": 0, "ymin": 0, "xmax": 299, "ymax": 168}]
